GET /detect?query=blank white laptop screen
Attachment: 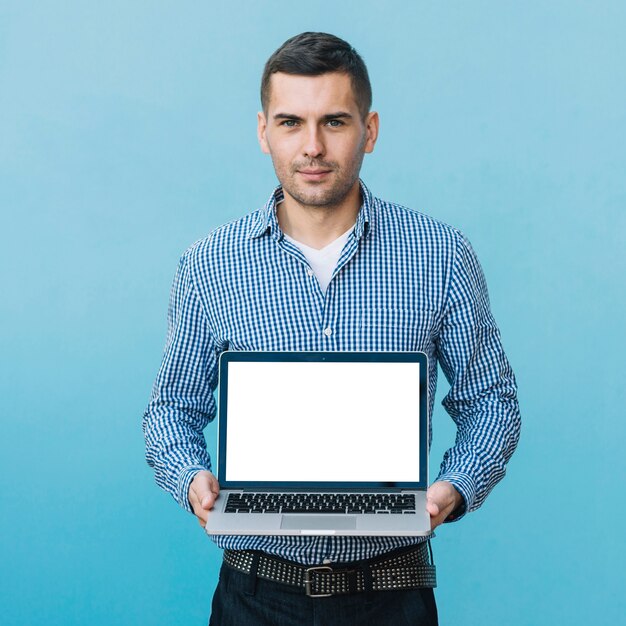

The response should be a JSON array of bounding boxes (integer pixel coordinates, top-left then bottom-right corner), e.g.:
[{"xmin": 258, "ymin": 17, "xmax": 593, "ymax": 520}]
[{"xmin": 224, "ymin": 361, "xmax": 421, "ymax": 483}]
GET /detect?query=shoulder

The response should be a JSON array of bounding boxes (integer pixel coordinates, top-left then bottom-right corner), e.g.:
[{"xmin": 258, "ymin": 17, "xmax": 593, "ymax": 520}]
[
  {"xmin": 179, "ymin": 210, "xmax": 263, "ymax": 272},
  {"xmin": 372, "ymin": 195, "xmax": 465, "ymax": 248}
]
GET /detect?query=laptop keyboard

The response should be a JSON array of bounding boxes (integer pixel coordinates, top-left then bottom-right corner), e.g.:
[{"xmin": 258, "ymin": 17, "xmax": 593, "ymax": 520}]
[{"xmin": 224, "ymin": 492, "xmax": 416, "ymax": 514}]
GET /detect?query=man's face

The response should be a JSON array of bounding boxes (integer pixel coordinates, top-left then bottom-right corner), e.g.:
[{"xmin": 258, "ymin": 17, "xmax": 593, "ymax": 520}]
[{"xmin": 257, "ymin": 72, "xmax": 378, "ymax": 210}]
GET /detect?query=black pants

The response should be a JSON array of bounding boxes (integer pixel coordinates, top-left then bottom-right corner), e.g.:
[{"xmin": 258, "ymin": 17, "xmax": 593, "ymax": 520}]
[{"xmin": 209, "ymin": 561, "xmax": 438, "ymax": 626}]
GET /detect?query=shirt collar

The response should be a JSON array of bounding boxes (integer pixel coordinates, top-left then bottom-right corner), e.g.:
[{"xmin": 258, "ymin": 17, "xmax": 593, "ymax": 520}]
[{"xmin": 248, "ymin": 178, "xmax": 375, "ymax": 242}]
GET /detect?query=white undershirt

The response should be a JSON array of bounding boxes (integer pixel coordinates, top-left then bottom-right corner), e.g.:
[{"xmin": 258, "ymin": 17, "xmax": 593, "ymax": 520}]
[{"xmin": 284, "ymin": 226, "xmax": 354, "ymax": 293}]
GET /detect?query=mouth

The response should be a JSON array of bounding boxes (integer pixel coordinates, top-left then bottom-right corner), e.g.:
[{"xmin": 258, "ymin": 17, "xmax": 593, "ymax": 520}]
[{"xmin": 297, "ymin": 169, "xmax": 332, "ymax": 181}]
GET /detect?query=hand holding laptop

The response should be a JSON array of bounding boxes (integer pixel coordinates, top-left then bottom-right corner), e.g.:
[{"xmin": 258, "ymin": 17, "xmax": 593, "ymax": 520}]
[
  {"xmin": 426, "ymin": 481, "xmax": 463, "ymax": 530},
  {"xmin": 189, "ymin": 470, "xmax": 220, "ymax": 527},
  {"xmin": 191, "ymin": 473, "xmax": 461, "ymax": 531}
]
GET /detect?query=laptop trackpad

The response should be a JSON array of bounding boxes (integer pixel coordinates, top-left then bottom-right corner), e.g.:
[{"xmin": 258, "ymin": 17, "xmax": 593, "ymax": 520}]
[{"xmin": 280, "ymin": 515, "xmax": 356, "ymax": 531}]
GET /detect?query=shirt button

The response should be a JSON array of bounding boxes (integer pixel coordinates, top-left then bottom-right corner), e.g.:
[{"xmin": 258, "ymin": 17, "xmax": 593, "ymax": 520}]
[
  {"xmin": 323, "ymin": 327, "xmax": 332, "ymax": 337},
  {"xmin": 307, "ymin": 269, "xmax": 314, "ymax": 277}
]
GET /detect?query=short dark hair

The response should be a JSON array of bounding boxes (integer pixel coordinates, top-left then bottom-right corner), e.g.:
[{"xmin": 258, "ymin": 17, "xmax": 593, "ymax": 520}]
[{"xmin": 260, "ymin": 32, "xmax": 372, "ymax": 120}]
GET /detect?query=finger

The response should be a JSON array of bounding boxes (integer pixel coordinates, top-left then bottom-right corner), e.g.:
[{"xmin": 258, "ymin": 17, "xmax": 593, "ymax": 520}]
[
  {"xmin": 190, "ymin": 491, "xmax": 208, "ymax": 516},
  {"xmin": 427, "ymin": 485, "xmax": 455, "ymax": 512},
  {"xmin": 197, "ymin": 485, "xmax": 219, "ymax": 510},
  {"xmin": 429, "ymin": 503, "xmax": 450, "ymax": 528},
  {"xmin": 192, "ymin": 501, "xmax": 210, "ymax": 521},
  {"xmin": 205, "ymin": 476, "xmax": 220, "ymax": 507},
  {"xmin": 426, "ymin": 501, "xmax": 440, "ymax": 516},
  {"xmin": 208, "ymin": 476, "xmax": 220, "ymax": 497},
  {"xmin": 189, "ymin": 489, "xmax": 205, "ymax": 516},
  {"xmin": 189, "ymin": 494, "xmax": 206, "ymax": 520},
  {"xmin": 189, "ymin": 488, "xmax": 210, "ymax": 517},
  {"xmin": 201, "ymin": 492, "xmax": 217, "ymax": 510},
  {"xmin": 189, "ymin": 488, "xmax": 200, "ymax": 512},
  {"xmin": 429, "ymin": 501, "xmax": 456, "ymax": 530},
  {"xmin": 191, "ymin": 478, "xmax": 217, "ymax": 509}
]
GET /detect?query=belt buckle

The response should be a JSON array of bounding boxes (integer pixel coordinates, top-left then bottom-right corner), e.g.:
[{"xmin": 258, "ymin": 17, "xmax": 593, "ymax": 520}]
[{"xmin": 303, "ymin": 566, "xmax": 333, "ymax": 597}]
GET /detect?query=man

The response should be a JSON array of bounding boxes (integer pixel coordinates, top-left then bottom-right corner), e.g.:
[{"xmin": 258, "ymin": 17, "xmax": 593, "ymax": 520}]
[{"xmin": 143, "ymin": 32, "xmax": 521, "ymax": 625}]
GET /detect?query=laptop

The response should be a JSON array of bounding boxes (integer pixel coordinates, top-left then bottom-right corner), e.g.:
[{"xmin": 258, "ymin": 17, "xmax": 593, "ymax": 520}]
[{"xmin": 203, "ymin": 351, "xmax": 431, "ymax": 536}]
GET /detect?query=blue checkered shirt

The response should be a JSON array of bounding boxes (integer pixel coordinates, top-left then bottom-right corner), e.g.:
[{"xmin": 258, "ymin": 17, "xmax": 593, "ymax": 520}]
[{"xmin": 143, "ymin": 179, "xmax": 521, "ymax": 565}]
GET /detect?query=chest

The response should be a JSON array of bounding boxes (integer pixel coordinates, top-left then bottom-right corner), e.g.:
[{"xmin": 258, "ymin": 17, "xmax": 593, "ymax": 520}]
[{"xmin": 203, "ymin": 240, "xmax": 443, "ymax": 355}]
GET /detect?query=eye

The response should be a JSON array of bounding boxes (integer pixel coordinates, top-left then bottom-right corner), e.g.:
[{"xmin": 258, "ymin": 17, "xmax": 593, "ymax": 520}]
[
  {"xmin": 280, "ymin": 119, "xmax": 298, "ymax": 128},
  {"xmin": 326, "ymin": 119, "xmax": 344, "ymax": 127}
]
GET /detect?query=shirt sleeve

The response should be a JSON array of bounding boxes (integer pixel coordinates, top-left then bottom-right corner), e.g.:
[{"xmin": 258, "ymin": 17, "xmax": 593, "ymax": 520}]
[
  {"xmin": 435, "ymin": 233, "xmax": 521, "ymax": 521},
  {"xmin": 142, "ymin": 250, "xmax": 218, "ymax": 513}
]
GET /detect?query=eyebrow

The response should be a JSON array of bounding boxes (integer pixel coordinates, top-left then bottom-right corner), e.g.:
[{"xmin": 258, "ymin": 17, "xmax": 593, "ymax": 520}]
[{"xmin": 273, "ymin": 111, "xmax": 354, "ymax": 122}]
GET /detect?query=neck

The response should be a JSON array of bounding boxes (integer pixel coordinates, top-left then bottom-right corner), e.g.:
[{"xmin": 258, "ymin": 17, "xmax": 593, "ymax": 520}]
[{"xmin": 277, "ymin": 181, "xmax": 361, "ymax": 250}]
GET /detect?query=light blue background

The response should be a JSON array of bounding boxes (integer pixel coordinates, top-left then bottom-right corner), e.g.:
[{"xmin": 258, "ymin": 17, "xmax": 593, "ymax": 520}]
[{"xmin": 1, "ymin": 2, "xmax": 624, "ymax": 624}]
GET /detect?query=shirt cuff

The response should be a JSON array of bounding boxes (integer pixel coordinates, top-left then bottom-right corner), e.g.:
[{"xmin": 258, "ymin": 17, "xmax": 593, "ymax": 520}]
[
  {"xmin": 434, "ymin": 471, "xmax": 477, "ymax": 522},
  {"xmin": 177, "ymin": 465, "xmax": 210, "ymax": 513}
]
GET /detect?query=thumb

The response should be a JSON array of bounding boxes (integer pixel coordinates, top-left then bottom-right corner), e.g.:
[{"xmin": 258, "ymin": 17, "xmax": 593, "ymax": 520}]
[
  {"xmin": 426, "ymin": 500, "xmax": 440, "ymax": 516},
  {"xmin": 200, "ymin": 478, "xmax": 219, "ymax": 509},
  {"xmin": 426, "ymin": 486, "xmax": 442, "ymax": 515}
]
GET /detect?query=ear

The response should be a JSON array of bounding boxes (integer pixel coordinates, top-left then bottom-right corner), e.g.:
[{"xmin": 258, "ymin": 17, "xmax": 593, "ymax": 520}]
[
  {"xmin": 257, "ymin": 111, "xmax": 270, "ymax": 154},
  {"xmin": 363, "ymin": 111, "xmax": 380, "ymax": 154}
]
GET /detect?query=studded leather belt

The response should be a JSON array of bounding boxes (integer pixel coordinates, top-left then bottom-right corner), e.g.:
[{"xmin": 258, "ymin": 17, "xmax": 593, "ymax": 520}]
[{"xmin": 223, "ymin": 543, "xmax": 436, "ymax": 597}]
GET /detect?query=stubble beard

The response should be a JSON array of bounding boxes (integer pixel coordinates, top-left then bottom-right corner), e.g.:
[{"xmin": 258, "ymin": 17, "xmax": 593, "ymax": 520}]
[{"xmin": 272, "ymin": 140, "xmax": 366, "ymax": 212}]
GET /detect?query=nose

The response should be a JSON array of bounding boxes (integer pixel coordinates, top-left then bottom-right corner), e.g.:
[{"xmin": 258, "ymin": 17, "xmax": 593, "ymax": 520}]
[{"xmin": 302, "ymin": 126, "xmax": 325, "ymax": 159}]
